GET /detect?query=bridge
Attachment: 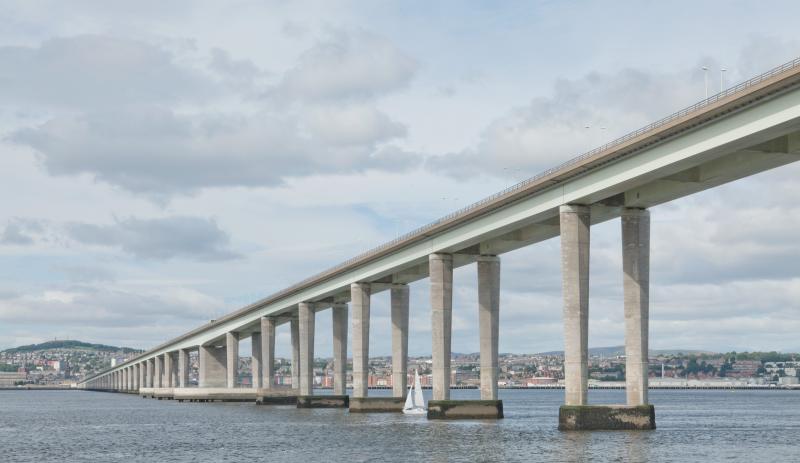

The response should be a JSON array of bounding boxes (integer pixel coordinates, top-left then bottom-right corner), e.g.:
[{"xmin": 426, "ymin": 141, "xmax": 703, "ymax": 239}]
[{"xmin": 78, "ymin": 57, "xmax": 800, "ymax": 430}]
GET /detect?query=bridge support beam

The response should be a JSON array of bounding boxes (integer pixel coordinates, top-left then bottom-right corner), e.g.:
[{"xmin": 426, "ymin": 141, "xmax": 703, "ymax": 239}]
[
  {"xmin": 557, "ymin": 205, "xmax": 655, "ymax": 430},
  {"xmin": 178, "ymin": 349, "xmax": 190, "ymax": 388},
  {"xmin": 623, "ymin": 208, "xmax": 650, "ymax": 407},
  {"xmin": 154, "ymin": 355, "xmax": 164, "ymax": 388},
  {"xmin": 429, "ymin": 256, "xmax": 504, "ymax": 419},
  {"xmin": 298, "ymin": 302, "xmax": 315, "ymax": 396},
  {"xmin": 199, "ymin": 345, "xmax": 227, "ymax": 388},
  {"xmin": 560, "ymin": 204, "xmax": 590, "ymax": 407},
  {"xmin": 352, "ymin": 283, "xmax": 371, "ymax": 398},
  {"xmin": 146, "ymin": 358, "xmax": 154, "ymax": 388},
  {"xmin": 391, "ymin": 284, "xmax": 409, "ymax": 399},
  {"xmin": 226, "ymin": 332, "xmax": 239, "ymax": 388},
  {"xmin": 164, "ymin": 352, "xmax": 174, "ymax": 388},
  {"xmin": 430, "ymin": 253, "xmax": 453, "ymax": 401},
  {"xmin": 251, "ymin": 332, "xmax": 262, "ymax": 389},
  {"xmin": 290, "ymin": 317, "xmax": 300, "ymax": 388},
  {"xmin": 261, "ymin": 317, "xmax": 275, "ymax": 390},
  {"xmin": 332, "ymin": 303, "xmax": 348, "ymax": 395},
  {"xmin": 478, "ymin": 255, "xmax": 500, "ymax": 401}
]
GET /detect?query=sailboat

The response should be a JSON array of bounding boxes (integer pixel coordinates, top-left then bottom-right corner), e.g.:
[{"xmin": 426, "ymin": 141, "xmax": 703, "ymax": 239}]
[{"xmin": 403, "ymin": 369, "xmax": 427, "ymax": 415}]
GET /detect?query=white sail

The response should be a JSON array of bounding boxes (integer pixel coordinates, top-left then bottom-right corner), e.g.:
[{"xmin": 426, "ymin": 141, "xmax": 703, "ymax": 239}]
[
  {"xmin": 403, "ymin": 383, "xmax": 416, "ymax": 409},
  {"xmin": 413, "ymin": 370, "xmax": 425, "ymax": 407},
  {"xmin": 403, "ymin": 369, "xmax": 426, "ymax": 415}
]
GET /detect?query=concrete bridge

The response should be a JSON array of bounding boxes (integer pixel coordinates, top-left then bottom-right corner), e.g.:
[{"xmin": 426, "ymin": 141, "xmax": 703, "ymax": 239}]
[{"xmin": 78, "ymin": 57, "xmax": 800, "ymax": 429}]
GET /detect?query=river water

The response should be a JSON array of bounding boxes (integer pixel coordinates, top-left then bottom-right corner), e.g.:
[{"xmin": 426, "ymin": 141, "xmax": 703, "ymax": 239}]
[{"xmin": 0, "ymin": 388, "xmax": 798, "ymax": 462}]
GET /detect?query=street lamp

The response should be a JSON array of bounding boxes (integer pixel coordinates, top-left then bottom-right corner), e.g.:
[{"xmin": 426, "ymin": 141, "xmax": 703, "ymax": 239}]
[
  {"xmin": 720, "ymin": 68, "xmax": 727, "ymax": 92},
  {"xmin": 702, "ymin": 66, "xmax": 709, "ymax": 98}
]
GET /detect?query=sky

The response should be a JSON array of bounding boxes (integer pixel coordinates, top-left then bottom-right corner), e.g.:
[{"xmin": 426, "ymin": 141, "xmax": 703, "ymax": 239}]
[{"xmin": 1, "ymin": 0, "xmax": 800, "ymax": 356}]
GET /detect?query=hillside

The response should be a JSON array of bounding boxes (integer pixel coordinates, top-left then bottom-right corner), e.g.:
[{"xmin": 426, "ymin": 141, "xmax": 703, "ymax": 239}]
[
  {"xmin": 537, "ymin": 346, "xmax": 717, "ymax": 356},
  {"xmin": 2, "ymin": 340, "xmax": 140, "ymax": 354}
]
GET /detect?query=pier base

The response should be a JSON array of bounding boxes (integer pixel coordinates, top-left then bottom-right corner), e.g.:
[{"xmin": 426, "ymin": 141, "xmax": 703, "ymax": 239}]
[
  {"xmin": 173, "ymin": 388, "xmax": 257, "ymax": 402},
  {"xmin": 256, "ymin": 388, "xmax": 299, "ymax": 405},
  {"xmin": 558, "ymin": 405, "xmax": 655, "ymax": 431},
  {"xmin": 296, "ymin": 395, "xmax": 349, "ymax": 408},
  {"xmin": 349, "ymin": 397, "xmax": 405, "ymax": 413},
  {"xmin": 427, "ymin": 400, "xmax": 504, "ymax": 419}
]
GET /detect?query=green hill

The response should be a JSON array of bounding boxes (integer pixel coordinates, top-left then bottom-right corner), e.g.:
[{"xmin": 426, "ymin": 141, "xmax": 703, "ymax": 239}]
[{"xmin": 2, "ymin": 340, "xmax": 140, "ymax": 354}]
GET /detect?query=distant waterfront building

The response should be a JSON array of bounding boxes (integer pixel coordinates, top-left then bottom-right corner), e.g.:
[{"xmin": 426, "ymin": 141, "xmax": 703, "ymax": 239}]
[{"xmin": 0, "ymin": 372, "xmax": 26, "ymax": 387}]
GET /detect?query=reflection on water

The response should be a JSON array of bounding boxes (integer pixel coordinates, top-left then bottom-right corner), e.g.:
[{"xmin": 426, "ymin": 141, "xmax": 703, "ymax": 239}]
[{"xmin": 0, "ymin": 389, "xmax": 798, "ymax": 462}]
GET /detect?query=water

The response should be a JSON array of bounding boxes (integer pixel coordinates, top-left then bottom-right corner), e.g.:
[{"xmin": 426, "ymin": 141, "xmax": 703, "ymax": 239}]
[{"xmin": 1, "ymin": 389, "xmax": 798, "ymax": 462}]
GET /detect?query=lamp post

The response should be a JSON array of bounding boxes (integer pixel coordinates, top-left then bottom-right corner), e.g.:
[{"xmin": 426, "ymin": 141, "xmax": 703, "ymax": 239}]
[
  {"xmin": 720, "ymin": 68, "xmax": 727, "ymax": 92},
  {"xmin": 702, "ymin": 66, "xmax": 709, "ymax": 98}
]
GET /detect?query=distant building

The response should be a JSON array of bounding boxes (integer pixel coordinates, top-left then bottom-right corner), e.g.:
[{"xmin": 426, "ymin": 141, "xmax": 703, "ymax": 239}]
[{"xmin": 0, "ymin": 372, "xmax": 26, "ymax": 387}]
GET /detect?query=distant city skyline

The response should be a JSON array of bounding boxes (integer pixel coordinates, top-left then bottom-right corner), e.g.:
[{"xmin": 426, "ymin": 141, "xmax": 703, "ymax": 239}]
[{"xmin": 1, "ymin": 1, "xmax": 800, "ymax": 355}]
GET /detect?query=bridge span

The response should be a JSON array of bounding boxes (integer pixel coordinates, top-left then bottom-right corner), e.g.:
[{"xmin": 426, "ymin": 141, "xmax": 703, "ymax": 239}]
[{"xmin": 79, "ymin": 57, "xmax": 800, "ymax": 429}]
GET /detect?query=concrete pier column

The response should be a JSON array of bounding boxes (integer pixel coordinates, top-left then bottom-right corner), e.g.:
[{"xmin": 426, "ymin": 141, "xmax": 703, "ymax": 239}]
[
  {"xmin": 298, "ymin": 302, "xmax": 315, "ymax": 396},
  {"xmin": 226, "ymin": 332, "xmax": 239, "ymax": 388},
  {"xmin": 164, "ymin": 353, "xmax": 174, "ymax": 387},
  {"xmin": 622, "ymin": 208, "xmax": 650, "ymax": 406},
  {"xmin": 199, "ymin": 344, "xmax": 227, "ymax": 388},
  {"xmin": 123, "ymin": 368, "xmax": 129, "ymax": 391},
  {"xmin": 260, "ymin": 317, "xmax": 275, "ymax": 389},
  {"xmin": 138, "ymin": 363, "xmax": 145, "ymax": 390},
  {"xmin": 146, "ymin": 358, "xmax": 154, "ymax": 388},
  {"xmin": 351, "ymin": 283, "xmax": 371, "ymax": 398},
  {"xmin": 290, "ymin": 317, "xmax": 300, "ymax": 388},
  {"xmin": 251, "ymin": 332, "xmax": 262, "ymax": 389},
  {"xmin": 478, "ymin": 255, "xmax": 501, "ymax": 400},
  {"xmin": 430, "ymin": 253, "xmax": 453, "ymax": 401},
  {"xmin": 133, "ymin": 364, "xmax": 140, "ymax": 391},
  {"xmin": 154, "ymin": 355, "xmax": 164, "ymax": 388},
  {"xmin": 178, "ymin": 349, "xmax": 190, "ymax": 388},
  {"xmin": 332, "ymin": 302, "xmax": 348, "ymax": 395},
  {"xmin": 560, "ymin": 204, "xmax": 590, "ymax": 406},
  {"xmin": 391, "ymin": 284, "xmax": 409, "ymax": 398}
]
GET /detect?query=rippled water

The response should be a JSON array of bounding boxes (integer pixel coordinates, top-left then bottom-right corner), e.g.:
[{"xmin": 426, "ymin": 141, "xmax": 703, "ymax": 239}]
[{"xmin": 1, "ymin": 388, "xmax": 798, "ymax": 462}]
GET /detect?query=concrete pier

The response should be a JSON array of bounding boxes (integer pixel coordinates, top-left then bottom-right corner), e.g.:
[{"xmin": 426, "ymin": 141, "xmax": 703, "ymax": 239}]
[
  {"xmin": 290, "ymin": 317, "xmax": 300, "ymax": 389},
  {"xmin": 349, "ymin": 397, "xmax": 405, "ymax": 413},
  {"xmin": 560, "ymin": 204, "xmax": 590, "ymax": 406},
  {"xmin": 256, "ymin": 387, "xmax": 299, "ymax": 405},
  {"xmin": 164, "ymin": 352, "xmax": 175, "ymax": 388},
  {"xmin": 298, "ymin": 303, "xmax": 315, "ymax": 396},
  {"xmin": 178, "ymin": 349, "xmax": 190, "ymax": 388},
  {"xmin": 623, "ymin": 208, "xmax": 650, "ymax": 406},
  {"xmin": 428, "ymin": 400, "xmax": 504, "ymax": 419},
  {"xmin": 154, "ymin": 355, "xmax": 163, "ymax": 388},
  {"xmin": 251, "ymin": 332, "xmax": 262, "ymax": 389},
  {"xmin": 146, "ymin": 358, "xmax": 154, "ymax": 388},
  {"xmin": 478, "ymin": 256, "xmax": 500, "ymax": 401},
  {"xmin": 297, "ymin": 395, "xmax": 349, "ymax": 408},
  {"xmin": 226, "ymin": 333, "xmax": 239, "ymax": 388},
  {"xmin": 391, "ymin": 284, "xmax": 409, "ymax": 398},
  {"xmin": 430, "ymin": 253, "xmax": 453, "ymax": 401},
  {"xmin": 351, "ymin": 282, "xmax": 371, "ymax": 398},
  {"xmin": 261, "ymin": 317, "xmax": 275, "ymax": 390},
  {"xmin": 331, "ymin": 303, "xmax": 348, "ymax": 395},
  {"xmin": 199, "ymin": 344, "xmax": 227, "ymax": 388},
  {"xmin": 559, "ymin": 405, "xmax": 655, "ymax": 431}
]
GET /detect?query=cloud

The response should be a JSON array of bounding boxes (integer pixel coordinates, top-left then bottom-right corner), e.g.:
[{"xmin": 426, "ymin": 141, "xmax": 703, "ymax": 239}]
[
  {"xmin": 271, "ymin": 29, "xmax": 418, "ymax": 102},
  {"xmin": 0, "ymin": 285, "xmax": 222, "ymax": 331},
  {"xmin": 426, "ymin": 66, "xmax": 702, "ymax": 179},
  {"xmin": 0, "ymin": 218, "xmax": 44, "ymax": 245},
  {"xmin": 65, "ymin": 216, "xmax": 240, "ymax": 261},
  {"xmin": 0, "ymin": 35, "xmax": 215, "ymax": 109},
  {"xmin": 7, "ymin": 30, "xmax": 421, "ymax": 198},
  {"xmin": 12, "ymin": 104, "xmax": 419, "ymax": 196}
]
